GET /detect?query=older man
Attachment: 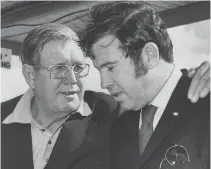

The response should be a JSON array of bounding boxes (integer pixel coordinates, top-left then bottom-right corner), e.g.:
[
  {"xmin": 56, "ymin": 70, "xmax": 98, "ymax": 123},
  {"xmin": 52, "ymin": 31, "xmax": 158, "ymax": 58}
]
[
  {"xmin": 80, "ymin": 2, "xmax": 210, "ymax": 169},
  {"xmin": 1, "ymin": 23, "xmax": 117, "ymax": 169}
]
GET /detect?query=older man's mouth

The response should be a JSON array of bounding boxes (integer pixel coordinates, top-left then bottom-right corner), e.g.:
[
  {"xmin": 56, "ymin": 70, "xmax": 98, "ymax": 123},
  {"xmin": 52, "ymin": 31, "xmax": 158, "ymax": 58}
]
[{"xmin": 61, "ymin": 91, "xmax": 78, "ymax": 96}]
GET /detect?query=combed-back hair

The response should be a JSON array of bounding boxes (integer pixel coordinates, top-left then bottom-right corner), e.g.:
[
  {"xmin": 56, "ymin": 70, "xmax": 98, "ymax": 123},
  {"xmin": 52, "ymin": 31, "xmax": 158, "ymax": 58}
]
[
  {"xmin": 80, "ymin": 1, "xmax": 173, "ymax": 66},
  {"xmin": 20, "ymin": 23, "xmax": 79, "ymax": 65}
]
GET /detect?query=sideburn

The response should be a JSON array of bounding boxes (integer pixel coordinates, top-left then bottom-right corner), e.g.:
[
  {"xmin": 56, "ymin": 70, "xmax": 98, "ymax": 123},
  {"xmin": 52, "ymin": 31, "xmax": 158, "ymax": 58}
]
[
  {"xmin": 134, "ymin": 57, "xmax": 148, "ymax": 78},
  {"xmin": 128, "ymin": 48, "xmax": 148, "ymax": 78}
]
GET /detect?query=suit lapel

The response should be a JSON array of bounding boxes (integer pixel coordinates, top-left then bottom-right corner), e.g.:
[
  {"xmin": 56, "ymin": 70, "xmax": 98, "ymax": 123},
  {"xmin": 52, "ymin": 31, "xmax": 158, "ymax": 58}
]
[
  {"xmin": 138, "ymin": 74, "xmax": 191, "ymax": 168},
  {"xmin": 111, "ymin": 110, "xmax": 140, "ymax": 169},
  {"xmin": 138, "ymin": 102, "xmax": 179, "ymax": 167},
  {"xmin": 45, "ymin": 117, "xmax": 97, "ymax": 169},
  {"xmin": 2, "ymin": 123, "xmax": 34, "ymax": 169}
]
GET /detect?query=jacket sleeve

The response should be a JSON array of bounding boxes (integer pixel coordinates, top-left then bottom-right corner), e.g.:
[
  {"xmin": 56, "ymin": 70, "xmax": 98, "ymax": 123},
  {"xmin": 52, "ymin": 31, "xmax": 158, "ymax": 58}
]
[{"xmin": 84, "ymin": 90, "xmax": 118, "ymax": 125}]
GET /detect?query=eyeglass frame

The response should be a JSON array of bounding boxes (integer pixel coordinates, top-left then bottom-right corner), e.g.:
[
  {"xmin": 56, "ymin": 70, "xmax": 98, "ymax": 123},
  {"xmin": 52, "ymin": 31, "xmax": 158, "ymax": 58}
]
[
  {"xmin": 33, "ymin": 63, "xmax": 90, "ymax": 79},
  {"xmin": 159, "ymin": 144, "xmax": 190, "ymax": 169}
]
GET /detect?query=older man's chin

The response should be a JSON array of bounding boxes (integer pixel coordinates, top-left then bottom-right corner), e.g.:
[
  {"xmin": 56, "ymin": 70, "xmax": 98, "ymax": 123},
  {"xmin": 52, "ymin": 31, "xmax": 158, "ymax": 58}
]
[
  {"xmin": 66, "ymin": 101, "xmax": 81, "ymax": 113},
  {"xmin": 58, "ymin": 98, "xmax": 80, "ymax": 114}
]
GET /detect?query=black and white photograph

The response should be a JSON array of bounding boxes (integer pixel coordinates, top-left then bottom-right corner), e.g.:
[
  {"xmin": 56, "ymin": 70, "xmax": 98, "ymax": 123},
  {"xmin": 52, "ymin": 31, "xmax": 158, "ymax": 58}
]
[{"xmin": 1, "ymin": 1, "xmax": 210, "ymax": 169}]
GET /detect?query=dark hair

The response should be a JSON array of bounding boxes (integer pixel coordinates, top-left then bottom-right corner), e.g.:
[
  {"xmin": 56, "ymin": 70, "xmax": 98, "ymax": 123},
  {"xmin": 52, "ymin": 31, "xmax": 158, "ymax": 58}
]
[
  {"xmin": 80, "ymin": 1, "xmax": 173, "ymax": 69},
  {"xmin": 20, "ymin": 23, "xmax": 79, "ymax": 65}
]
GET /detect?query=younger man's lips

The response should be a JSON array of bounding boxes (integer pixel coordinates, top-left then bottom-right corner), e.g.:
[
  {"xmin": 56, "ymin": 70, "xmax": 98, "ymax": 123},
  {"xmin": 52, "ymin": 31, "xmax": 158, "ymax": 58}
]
[{"xmin": 112, "ymin": 92, "xmax": 123, "ymax": 97}]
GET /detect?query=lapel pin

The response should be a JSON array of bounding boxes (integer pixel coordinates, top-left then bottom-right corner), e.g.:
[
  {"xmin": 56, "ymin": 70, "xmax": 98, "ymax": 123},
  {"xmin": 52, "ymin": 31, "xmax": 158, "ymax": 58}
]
[{"xmin": 173, "ymin": 112, "xmax": 179, "ymax": 116}]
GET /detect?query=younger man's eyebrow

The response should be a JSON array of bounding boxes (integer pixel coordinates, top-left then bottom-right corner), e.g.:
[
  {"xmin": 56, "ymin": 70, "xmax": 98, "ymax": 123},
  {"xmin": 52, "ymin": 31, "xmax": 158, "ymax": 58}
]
[{"xmin": 99, "ymin": 61, "xmax": 118, "ymax": 69}]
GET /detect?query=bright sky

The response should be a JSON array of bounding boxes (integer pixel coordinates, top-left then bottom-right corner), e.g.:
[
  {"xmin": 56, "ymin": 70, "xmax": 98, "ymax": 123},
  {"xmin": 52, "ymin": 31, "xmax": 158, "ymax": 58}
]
[
  {"xmin": 0, "ymin": 19, "xmax": 210, "ymax": 102},
  {"xmin": 169, "ymin": 19, "xmax": 210, "ymax": 69}
]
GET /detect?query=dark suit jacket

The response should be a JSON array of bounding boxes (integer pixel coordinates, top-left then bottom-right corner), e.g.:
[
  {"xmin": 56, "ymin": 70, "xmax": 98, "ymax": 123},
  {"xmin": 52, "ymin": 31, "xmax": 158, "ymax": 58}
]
[
  {"xmin": 110, "ymin": 74, "xmax": 210, "ymax": 169},
  {"xmin": 1, "ymin": 90, "xmax": 118, "ymax": 169}
]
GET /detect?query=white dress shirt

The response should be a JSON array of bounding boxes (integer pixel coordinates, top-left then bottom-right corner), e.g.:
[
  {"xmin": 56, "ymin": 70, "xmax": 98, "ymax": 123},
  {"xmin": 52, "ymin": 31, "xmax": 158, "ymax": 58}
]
[{"xmin": 139, "ymin": 67, "xmax": 182, "ymax": 131}]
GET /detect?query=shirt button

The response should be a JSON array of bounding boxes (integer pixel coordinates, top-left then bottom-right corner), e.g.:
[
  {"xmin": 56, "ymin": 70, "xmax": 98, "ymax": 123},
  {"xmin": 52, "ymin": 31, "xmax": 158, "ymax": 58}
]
[
  {"xmin": 41, "ymin": 129, "xmax": 45, "ymax": 132},
  {"xmin": 48, "ymin": 140, "xmax": 52, "ymax": 145}
]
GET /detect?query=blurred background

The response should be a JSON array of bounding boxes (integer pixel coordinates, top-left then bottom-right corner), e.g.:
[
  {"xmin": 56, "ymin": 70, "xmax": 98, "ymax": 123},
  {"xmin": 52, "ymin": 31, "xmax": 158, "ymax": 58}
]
[{"xmin": 1, "ymin": 1, "xmax": 210, "ymax": 102}]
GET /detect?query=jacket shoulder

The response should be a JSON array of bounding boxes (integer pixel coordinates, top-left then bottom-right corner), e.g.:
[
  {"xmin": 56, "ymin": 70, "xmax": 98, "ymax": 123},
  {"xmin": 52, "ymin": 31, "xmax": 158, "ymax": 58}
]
[
  {"xmin": 1, "ymin": 95, "xmax": 23, "ymax": 122},
  {"xmin": 192, "ymin": 93, "xmax": 210, "ymax": 121},
  {"xmin": 172, "ymin": 75, "xmax": 210, "ymax": 127},
  {"xmin": 84, "ymin": 90, "xmax": 117, "ymax": 111},
  {"xmin": 84, "ymin": 90, "xmax": 118, "ymax": 125}
]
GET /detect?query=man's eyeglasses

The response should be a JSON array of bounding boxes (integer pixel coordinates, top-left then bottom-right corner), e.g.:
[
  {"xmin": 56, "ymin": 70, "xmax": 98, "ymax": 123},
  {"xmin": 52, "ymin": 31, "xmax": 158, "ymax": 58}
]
[
  {"xmin": 159, "ymin": 144, "xmax": 190, "ymax": 169},
  {"xmin": 34, "ymin": 64, "xmax": 90, "ymax": 79}
]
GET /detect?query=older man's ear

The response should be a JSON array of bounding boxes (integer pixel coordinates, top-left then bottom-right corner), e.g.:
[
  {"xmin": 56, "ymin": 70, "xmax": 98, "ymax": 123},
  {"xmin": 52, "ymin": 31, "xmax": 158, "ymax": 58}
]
[
  {"xmin": 187, "ymin": 61, "xmax": 210, "ymax": 103},
  {"xmin": 22, "ymin": 64, "xmax": 36, "ymax": 89}
]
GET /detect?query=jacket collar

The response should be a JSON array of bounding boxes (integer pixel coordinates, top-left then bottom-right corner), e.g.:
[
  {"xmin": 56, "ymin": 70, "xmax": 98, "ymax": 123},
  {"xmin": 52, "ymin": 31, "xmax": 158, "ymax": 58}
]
[
  {"xmin": 45, "ymin": 115, "xmax": 98, "ymax": 169},
  {"xmin": 3, "ymin": 89, "xmax": 92, "ymax": 125},
  {"xmin": 110, "ymin": 73, "xmax": 192, "ymax": 169},
  {"xmin": 138, "ymin": 73, "xmax": 192, "ymax": 167},
  {"xmin": 2, "ymin": 89, "xmax": 33, "ymax": 124}
]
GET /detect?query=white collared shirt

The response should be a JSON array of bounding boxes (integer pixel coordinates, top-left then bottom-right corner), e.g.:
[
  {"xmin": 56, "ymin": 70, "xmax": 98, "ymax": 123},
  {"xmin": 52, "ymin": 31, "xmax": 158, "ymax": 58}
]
[
  {"xmin": 139, "ymin": 66, "xmax": 182, "ymax": 131},
  {"xmin": 3, "ymin": 89, "xmax": 92, "ymax": 169}
]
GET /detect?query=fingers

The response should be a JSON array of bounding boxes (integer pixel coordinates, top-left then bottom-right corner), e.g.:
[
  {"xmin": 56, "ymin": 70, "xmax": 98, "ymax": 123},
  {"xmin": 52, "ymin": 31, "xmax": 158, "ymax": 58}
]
[
  {"xmin": 188, "ymin": 61, "xmax": 210, "ymax": 103},
  {"xmin": 191, "ymin": 77, "xmax": 209, "ymax": 103},
  {"xmin": 187, "ymin": 67, "xmax": 197, "ymax": 78},
  {"xmin": 200, "ymin": 78, "xmax": 210, "ymax": 98}
]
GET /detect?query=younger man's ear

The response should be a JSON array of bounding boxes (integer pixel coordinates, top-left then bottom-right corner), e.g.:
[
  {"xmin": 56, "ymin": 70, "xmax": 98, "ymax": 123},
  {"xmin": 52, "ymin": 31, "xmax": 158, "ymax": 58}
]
[
  {"xmin": 141, "ymin": 42, "xmax": 159, "ymax": 69},
  {"xmin": 22, "ymin": 64, "xmax": 36, "ymax": 89}
]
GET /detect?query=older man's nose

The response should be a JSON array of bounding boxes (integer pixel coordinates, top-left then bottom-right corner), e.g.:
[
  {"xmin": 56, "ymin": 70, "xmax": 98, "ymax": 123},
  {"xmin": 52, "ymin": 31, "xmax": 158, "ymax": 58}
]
[{"xmin": 64, "ymin": 69, "xmax": 77, "ymax": 84}]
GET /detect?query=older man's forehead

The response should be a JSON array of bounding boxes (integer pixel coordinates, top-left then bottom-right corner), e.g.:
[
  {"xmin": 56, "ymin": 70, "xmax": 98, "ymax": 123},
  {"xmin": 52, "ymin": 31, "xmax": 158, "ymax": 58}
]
[
  {"xmin": 40, "ymin": 40, "xmax": 85, "ymax": 65},
  {"xmin": 70, "ymin": 41, "xmax": 85, "ymax": 59}
]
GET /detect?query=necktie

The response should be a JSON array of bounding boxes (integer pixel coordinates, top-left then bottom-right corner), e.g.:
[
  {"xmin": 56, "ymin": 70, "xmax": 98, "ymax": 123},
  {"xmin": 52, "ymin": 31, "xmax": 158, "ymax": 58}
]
[{"xmin": 139, "ymin": 105, "xmax": 157, "ymax": 157}]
